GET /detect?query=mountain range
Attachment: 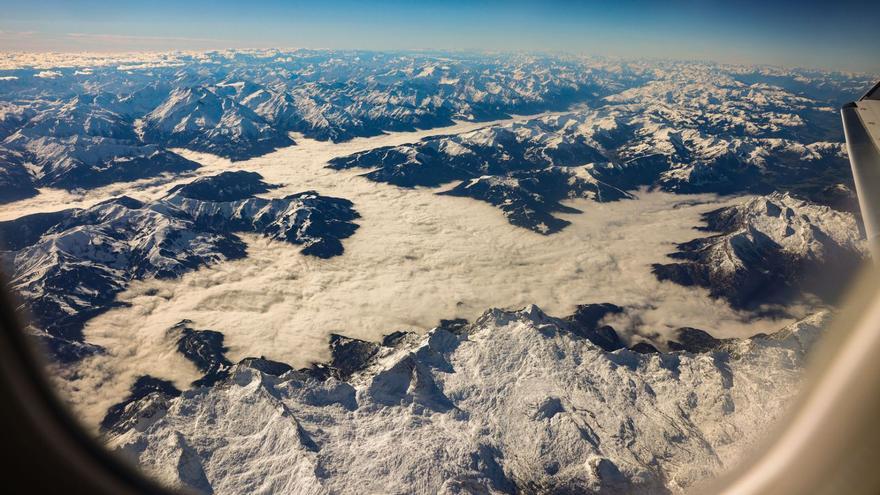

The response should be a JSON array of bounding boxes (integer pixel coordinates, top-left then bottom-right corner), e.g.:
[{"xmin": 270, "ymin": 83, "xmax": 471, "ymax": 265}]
[
  {"xmin": 0, "ymin": 50, "xmax": 874, "ymax": 493},
  {"xmin": 103, "ymin": 304, "xmax": 828, "ymax": 494}
]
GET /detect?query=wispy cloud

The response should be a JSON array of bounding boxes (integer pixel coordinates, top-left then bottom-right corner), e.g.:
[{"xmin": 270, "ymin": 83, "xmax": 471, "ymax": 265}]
[
  {"xmin": 34, "ymin": 70, "xmax": 61, "ymax": 78},
  {"xmin": 65, "ymin": 32, "xmax": 230, "ymax": 44},
  {"xmin": 0, "ymin": 30, "xmax": 38, "ymax": 38}
]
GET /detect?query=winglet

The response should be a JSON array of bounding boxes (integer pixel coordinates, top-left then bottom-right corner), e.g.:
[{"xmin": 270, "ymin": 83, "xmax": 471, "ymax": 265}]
[{"xmin": 842, "ymin": 81, "xmax": 880, "ymax": 260}]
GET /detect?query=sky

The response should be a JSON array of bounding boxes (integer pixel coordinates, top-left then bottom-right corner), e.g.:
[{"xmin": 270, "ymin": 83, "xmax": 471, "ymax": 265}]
[{"xmin": 0, "ymin": 0, "xmax": 876, "ymax": 72}]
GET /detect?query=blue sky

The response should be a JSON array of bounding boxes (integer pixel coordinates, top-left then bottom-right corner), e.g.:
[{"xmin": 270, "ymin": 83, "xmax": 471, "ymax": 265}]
[{"xmin": 0, "ymin": 0, "xmax": 876, "ymax": 72}]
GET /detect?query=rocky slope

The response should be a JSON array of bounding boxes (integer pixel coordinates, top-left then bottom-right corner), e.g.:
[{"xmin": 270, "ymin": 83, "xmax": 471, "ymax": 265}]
[
  {"xmin": 104, "ymin": 305, "xmax": 828, "ymax": 494},
  {"xmin": 0, "ymin": 172, "xmax": 359, "ymax": 361},
  {"xmin": 653, "ymin": 192, "xmax": 867, "ymax": 309}
]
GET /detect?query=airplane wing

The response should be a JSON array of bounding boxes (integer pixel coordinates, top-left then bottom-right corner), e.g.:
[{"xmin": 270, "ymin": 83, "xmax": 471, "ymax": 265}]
[{"xmin": 842, "ymin": 81, "xmax": 880, "ymax": 259}]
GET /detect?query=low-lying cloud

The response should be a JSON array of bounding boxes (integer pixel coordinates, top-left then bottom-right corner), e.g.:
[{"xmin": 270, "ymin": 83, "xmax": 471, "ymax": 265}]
[{"xmin": 21, "ymin": 119, "xmax": 803, "ymax": 429}]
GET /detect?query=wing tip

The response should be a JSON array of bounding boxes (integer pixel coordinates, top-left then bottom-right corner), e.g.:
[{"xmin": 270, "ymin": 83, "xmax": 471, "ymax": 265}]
[{"xmin": 861, "ymin": 80, "xmax": 880, "ymax": 101}]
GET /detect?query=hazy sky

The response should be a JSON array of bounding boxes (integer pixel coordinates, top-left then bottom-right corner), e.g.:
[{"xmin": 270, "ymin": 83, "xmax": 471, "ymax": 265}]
[{"xmin": 0, "ymin": 0, "xmax": 876, "ymax": 72}]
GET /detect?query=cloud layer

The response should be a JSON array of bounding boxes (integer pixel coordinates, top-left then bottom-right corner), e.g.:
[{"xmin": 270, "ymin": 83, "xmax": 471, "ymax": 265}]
[{"xmin": 30, "ymin": 120, "xmax": 804, "ymax": 428}]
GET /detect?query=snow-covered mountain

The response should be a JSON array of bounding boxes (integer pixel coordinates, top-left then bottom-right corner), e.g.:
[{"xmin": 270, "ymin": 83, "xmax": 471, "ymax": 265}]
[
  {"xmin": 0, "ymin": 94, "xmax": 201, "ymax": 194},
  {"xmin": 439, "ymin": 169, "xmax": 631, "ymax": 234},
  {"xmin": 0, "ymin": 50, "xmax": 650, "ymax": 193},
  {"xmin": 329, "ymin": 67, "xmax": 857, "ymax": 234},
  {"xmin": 327, "ymin": 116, "xmax": 644, "ymax": 234},
  {"xmin": 0, "ymin": 51, "xmax": 871, "ymax": 205},
  {"xmin": 1, "ymin": 195, "xmax": 245, "ymax": 360},
  {"xmin": 139, "ymin": 86, "xmax": 294, "ymax": 160},
  {"xmin": 103, "ymin": 305, "xmax": 828, "ymax": 494},
  {"xmin": 0, "ymin": 171, "xmax": 359, "ymax": 361},
  {"xmin": 653, "ymin": 192, "xmax": 868, "ymax": 308},
  {"xmin": 7, "ymin": 135, "xmax": 200, "ymax": 190},
  {"xmin": 0, "ymin": 51, "xmax": 873, "ymax": 493},
  {"xmin": 164, "ymin": 171, "xmax": 360, "ymax": 258},
  {"xmin": 0, "ymin": 146, "xmax": 36, "ymax": 202}
]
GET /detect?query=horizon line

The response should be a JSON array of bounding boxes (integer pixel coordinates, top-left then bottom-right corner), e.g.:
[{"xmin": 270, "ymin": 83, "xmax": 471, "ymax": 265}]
[{"xmin": 0, "ymin": 47, "xmax": 876, "ymax": 76}]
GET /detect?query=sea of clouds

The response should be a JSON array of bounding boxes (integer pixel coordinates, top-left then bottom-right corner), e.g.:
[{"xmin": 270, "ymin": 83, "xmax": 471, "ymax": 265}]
[{"xmin": 10, "ymin": 116, "xmax": 800, "ymax": 429}]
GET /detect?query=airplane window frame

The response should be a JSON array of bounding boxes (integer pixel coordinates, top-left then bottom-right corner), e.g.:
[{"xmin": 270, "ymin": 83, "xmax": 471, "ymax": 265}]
[{"xmin": 0, "ymin": 275, "xmax": 175, "ymax": 494}]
